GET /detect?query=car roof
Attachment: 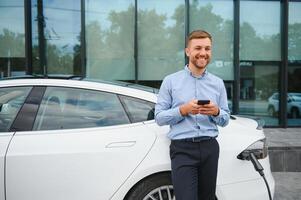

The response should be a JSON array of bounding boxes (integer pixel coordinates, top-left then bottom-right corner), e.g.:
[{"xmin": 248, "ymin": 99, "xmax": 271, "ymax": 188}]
[
  {"xmin": 0, "ymin": 77, "xmax": 157, "ymax": 103},
  {"xmin": 1, "ymin": 75, "xmax": 159, "ymax": 93}
]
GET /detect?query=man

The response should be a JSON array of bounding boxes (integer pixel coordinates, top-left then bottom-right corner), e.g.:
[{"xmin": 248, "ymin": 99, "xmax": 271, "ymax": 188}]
[{"xmin": 155, "ymin": 30, "xmax": 230, "ymax": 200}]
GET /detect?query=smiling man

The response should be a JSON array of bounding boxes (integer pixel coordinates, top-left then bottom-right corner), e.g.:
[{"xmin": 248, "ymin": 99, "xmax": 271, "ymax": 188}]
[{"xmin": 155, "ymin": 30, "xmax": 230, "ymax": 200}]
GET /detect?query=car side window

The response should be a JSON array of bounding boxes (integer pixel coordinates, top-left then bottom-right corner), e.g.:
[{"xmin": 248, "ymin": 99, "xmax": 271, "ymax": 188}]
[
  {"xmin": 120, "ymin": 95, "xmax": 155, "ymax": 123},
  {"xmin": 33, "ymin": 87, "xmax": 130, "ymax": 131},
  {"xmin": 0, "ymin": 87, "xmax": 32, "ymax": 132}
]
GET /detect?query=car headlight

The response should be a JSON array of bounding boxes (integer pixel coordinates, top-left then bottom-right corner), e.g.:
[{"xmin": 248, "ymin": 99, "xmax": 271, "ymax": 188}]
[{"xmin": 237, "ymin": 138, "xmax": 268, "ymax": 160}]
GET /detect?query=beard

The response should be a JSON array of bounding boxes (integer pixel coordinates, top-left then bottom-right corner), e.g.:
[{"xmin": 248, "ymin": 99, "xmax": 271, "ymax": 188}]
[{"xmin": 190, "ymin": 55, "xmax": 210, "ymax": 69}]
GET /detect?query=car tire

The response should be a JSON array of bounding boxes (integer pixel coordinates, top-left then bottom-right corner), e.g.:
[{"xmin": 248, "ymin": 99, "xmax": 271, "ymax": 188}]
[
  {"xmin": 125, "ymin": 173, "xmax": 174, "ymax": 200},
  {"xmin": 125, "ymin": 173, "xmax": 218, "ymax": 200},
  {"xmin": 291, "ymin": 107, "xmax": 300, "ymax": 118}
]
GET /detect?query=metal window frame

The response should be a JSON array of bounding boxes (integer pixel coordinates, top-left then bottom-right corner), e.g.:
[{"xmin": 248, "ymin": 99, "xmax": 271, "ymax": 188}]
[
  {"xmin": 185, "ymin": 0, "xmax": 189, "ymax": 64},
  {"xmin": 233, "ymin": 0, "xmax": 240, "ymax": 115},
  {"xmin": 280, "ymin": 0, "xmax": 288, "ymax": 127},
  {"xmin": 81, "ymin": 0, "xmax": 86, "ymax": 77},
  {"xmin": 24, "ymin": 0, "xmax": 32, "ymax": 75},
  {"xmin": 135, "ymin": 0, "xmax": 138, "ymax": 83}
]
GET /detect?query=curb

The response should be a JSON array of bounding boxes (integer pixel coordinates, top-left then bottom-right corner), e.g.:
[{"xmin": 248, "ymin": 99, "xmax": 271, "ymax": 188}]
[{"xmin": 268, "ymin": 148, "xmax": 301, "ymax": 172}]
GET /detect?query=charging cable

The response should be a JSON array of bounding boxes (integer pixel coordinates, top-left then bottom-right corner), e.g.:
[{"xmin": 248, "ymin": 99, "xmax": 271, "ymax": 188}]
[{"xmin": 249, "ymin": 153, "xmax": 272, "ymax": 200}]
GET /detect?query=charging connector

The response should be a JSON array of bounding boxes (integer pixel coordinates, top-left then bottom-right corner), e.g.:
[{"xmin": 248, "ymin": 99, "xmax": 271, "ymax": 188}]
[
  {"xmin": 249, "ymin": 153, "xmax": 272, "ymax": 200},
  {"xmin": 250, "ymin": 153, "xmax": 264, "ymax": 176}
]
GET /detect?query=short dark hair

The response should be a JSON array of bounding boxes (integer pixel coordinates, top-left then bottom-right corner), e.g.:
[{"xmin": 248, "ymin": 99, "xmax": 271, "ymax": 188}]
[{"xmin": 186, "ymin": 30, "xmax": 212, "ymax": 47}]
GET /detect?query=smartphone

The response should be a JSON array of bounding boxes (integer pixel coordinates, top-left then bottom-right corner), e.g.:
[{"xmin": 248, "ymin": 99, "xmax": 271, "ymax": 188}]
[{"xmin": 197, "ymin": 100, "xmax": 210, "ymax": 105}]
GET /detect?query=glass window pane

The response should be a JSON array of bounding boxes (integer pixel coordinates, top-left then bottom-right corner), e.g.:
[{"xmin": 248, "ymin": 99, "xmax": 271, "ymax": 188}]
[
  {"xmin": 85, "ymin": 0, "xmax": 135, "ymax": 81},
  {"xmin": 138, "ymin": 0, "xmax": 185, "ymax": 80},
  {"xmin": 190, "ymin": 0, "xmax": 234, "ymax": 81},
  {"xmin": 120, "ymin": 96, "xmax": 155, "ymax": 123},
  {"xmin": 288, "ymin": 2, "xmax": 301, "ymax": 61},
  {"xmin": 288, "ymin": 2, "xmax": 301, "ymax": 126},
  {"xmin": 0, "ymin": 87, "xmax": 32, "ymax": 132},
  {"xmin": 33, "ymin": 87, "xmax": 130, "ymax": 130},
  {"xmin": 240, "ymin": 62, "xmax": 279, "ymax": 126},
  {"xmin": 240, "ymin": 1, "xmax": 281, "ymax": 61},
  {"xmin": 32, "ymin": 0, "xmax": 82, "ymax": 75},
  {"xmin": 0, "ymin": 0, "xmax": 25, "ymax": 78}
]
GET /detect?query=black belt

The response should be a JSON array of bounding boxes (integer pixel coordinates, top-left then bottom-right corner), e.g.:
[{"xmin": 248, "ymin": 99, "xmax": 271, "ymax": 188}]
[{"xmin": 174, "ymin": 136, "xmax": 217, "ymax": 143}]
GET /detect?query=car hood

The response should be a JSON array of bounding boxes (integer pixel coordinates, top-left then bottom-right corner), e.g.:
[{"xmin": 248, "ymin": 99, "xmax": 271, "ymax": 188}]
[
  {"xmin": 221, "ymin": 115, "xmax": 263, "ymax": 136},
  {"xmin": 231, "ymin": 115, "xmax": 260, "ymax": 130},
  {"xmin": 218, "ymin": 115, "xmax": 265, "ymax": 151}
]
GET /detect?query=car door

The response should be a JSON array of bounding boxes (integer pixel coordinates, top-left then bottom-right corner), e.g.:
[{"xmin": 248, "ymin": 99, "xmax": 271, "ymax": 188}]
[
  {"xmin": 0, "ymin": 86, "xmax": 32, "ymax": 200},
  {"xmin": 5, "ymin": 86, "xmax": 157, "ymax": 200}
]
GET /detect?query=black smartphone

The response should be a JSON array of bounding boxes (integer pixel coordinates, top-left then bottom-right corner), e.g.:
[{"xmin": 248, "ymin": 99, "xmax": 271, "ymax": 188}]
[{"xmin": 197, "ymin": 100, "xmax": 210, "ymax": 105}]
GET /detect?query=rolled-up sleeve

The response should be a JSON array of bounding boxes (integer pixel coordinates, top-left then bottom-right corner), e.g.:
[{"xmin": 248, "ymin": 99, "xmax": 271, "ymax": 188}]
[
  {"xmin": 155, "ymin": 77, "xmax": 184, "ymax": 126},
  {"xmin": 210, "ymin": 81, "xmax": 230, "ymax": 127}
]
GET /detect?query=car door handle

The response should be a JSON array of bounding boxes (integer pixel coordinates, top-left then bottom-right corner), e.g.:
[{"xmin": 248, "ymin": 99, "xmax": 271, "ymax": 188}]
[{"xmin": 105, "ymin": 141, "xmax": 136, "ymax": 148}]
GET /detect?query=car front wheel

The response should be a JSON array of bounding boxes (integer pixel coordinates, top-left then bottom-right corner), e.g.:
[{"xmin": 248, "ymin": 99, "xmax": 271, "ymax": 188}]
[{"xmin": 125, "ymin": 173, "xmax": 174, "ymax": 200}]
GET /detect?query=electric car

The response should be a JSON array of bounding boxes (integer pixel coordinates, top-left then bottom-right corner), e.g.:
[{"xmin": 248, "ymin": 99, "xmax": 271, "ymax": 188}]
[{"xmin": 0, "ymin": 77, "xmax": 274, "ymax": 200}]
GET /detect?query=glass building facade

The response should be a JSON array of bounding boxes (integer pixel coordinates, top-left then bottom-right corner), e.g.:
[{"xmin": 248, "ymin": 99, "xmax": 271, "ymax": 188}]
[{"xmin": 0, "ymin": 0, "xmax": 300, "ymax": 127}]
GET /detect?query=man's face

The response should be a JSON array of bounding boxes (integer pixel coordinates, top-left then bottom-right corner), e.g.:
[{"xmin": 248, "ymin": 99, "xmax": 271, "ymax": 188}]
[{"xmin": 185, "ymin": 38, "xmax": 212, "ymax": 70}]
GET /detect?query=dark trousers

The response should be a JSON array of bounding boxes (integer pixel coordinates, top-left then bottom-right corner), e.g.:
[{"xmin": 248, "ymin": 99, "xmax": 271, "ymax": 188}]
[{"xmin": 170, "ymin": 138, "xmax": 219, "ymax": 200}]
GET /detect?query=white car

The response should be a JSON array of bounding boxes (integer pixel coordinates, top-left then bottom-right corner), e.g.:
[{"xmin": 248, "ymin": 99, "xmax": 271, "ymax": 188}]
[
  {"xmin": 268, "ymin": 92, "xmax": 301, "ymax": 118},
  {"xmin": 0, "ymin": 77, "xmax": 274, "ymax": 200}
]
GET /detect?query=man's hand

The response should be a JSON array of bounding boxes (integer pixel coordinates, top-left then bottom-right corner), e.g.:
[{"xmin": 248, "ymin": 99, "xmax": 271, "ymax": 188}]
[
  {"xmin": 180, "ymin": 100, "xmax": 219, "ymax": 116},
  {"xmin": 179, "ymin": 99, "xmax": 200, "ymax": 116},
  {"xmin": 198, "ymin": 101, "xmax": 219, "ymax": 116}
]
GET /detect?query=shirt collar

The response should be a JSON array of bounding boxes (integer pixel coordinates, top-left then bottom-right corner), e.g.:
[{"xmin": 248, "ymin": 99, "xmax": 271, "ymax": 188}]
[{"xmin": 184, "ymin": 65, "xmax": 208, "ymax": 79}]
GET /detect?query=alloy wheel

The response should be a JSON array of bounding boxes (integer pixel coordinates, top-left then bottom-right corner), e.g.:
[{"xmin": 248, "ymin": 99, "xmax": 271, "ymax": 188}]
[{"xmin": 143, "ymin": 185, "xmax": 175, "ymax": 200}]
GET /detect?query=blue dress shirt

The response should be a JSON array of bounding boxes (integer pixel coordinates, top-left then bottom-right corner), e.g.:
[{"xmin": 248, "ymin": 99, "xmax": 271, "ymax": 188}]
[{"xmin": 155, "ymin": 65, "xmax": 230, "ymax": 140}]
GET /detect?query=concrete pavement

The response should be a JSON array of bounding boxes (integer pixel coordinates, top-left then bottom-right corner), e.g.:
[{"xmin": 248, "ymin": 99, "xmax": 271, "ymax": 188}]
[
  {"xmin": 264, "ymin": 128, "xmax": 301, "ymax": 148},
  {"xmin": 265, "ymin": 128, "xmax": 301, "ymax": 172},
  {"xmin": 264, "ymin": 128, "xmax": 301, "ymax": 200},
  {"xmin": 273, "ymin": 172, "xmax": 301, "ymax": 200}
]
